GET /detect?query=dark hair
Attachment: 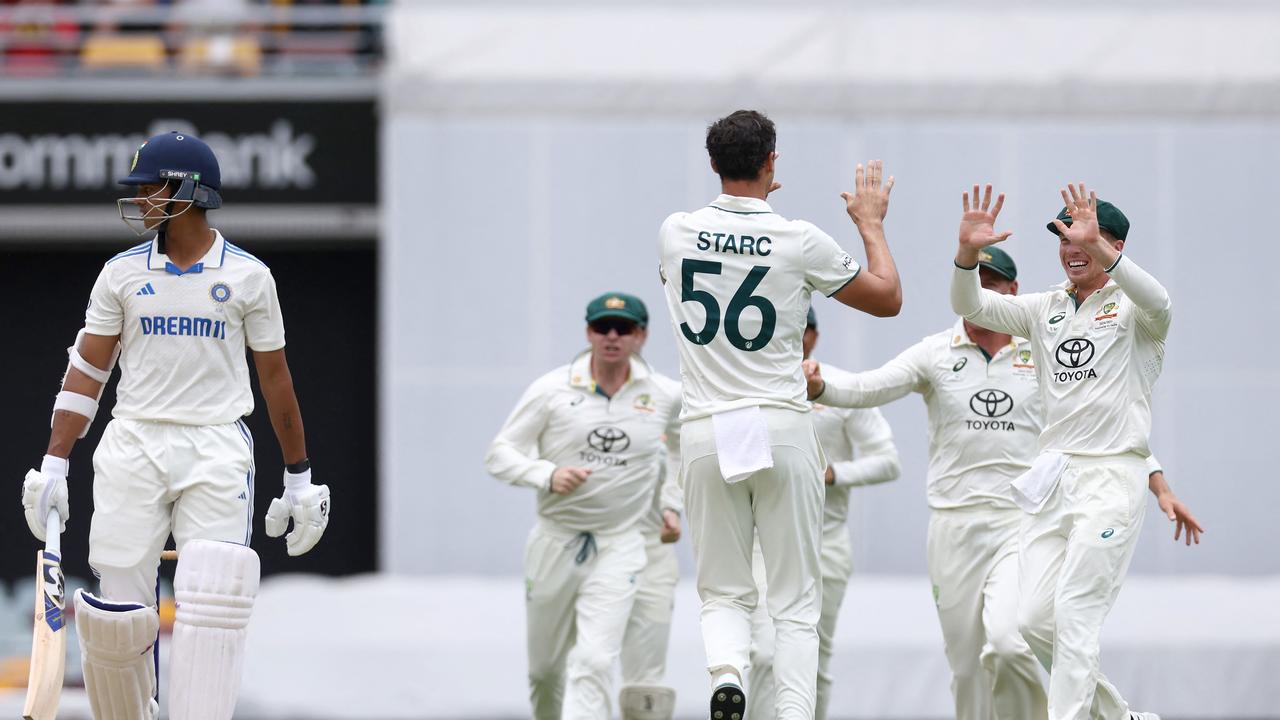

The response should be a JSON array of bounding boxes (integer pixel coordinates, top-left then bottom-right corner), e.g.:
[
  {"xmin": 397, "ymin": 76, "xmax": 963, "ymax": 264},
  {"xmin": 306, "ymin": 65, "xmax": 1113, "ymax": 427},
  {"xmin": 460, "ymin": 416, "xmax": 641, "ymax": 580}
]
[{"xmin": 705, "ymin": 110, "xmax": 776, "ymax": 181}]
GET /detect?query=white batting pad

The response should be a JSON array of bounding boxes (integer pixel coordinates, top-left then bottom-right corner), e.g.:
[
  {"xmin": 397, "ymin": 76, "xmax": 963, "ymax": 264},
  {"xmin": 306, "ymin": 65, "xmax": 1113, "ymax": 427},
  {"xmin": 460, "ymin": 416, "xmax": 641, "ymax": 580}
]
[
  {"xmin": 620, "ymin": 684, "xmax": 676, "ymax": 720},
  {"xmin": 169, "ymin": 540, "xmax": 261, "ymax": 720},
  {"xmin": 74, "ymin": 589, "xmax": 160, "ymax": 720}
]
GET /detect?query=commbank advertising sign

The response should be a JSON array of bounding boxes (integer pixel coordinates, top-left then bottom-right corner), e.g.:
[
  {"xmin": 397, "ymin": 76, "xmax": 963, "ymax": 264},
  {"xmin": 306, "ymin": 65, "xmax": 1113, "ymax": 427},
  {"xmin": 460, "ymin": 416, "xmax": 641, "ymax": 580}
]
[{"xmin": 0, "ymin": 101, "xmax": 376, "ymax": 205}]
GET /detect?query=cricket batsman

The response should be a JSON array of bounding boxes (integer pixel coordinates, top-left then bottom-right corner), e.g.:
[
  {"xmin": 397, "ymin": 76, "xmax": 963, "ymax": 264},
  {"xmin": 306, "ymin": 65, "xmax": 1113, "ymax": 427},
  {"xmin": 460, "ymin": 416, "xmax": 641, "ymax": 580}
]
[
  {"xmin": 484, "ymin": 293, "xmax": 682, "ymax": 720},
  {"xmin": 748, "ymin": 306, "xmax": 901, "ymax": 720},
  {"xmin": 19, "ymin": 131, "xmax": 330, "ymax": 720},
  {"xmin": 658, "ymin": 109, "xmax": 903, "ymax": 720},
  {"xmin": 948, "ymin": 184, "xmax": 1202, "ymax": 720}
]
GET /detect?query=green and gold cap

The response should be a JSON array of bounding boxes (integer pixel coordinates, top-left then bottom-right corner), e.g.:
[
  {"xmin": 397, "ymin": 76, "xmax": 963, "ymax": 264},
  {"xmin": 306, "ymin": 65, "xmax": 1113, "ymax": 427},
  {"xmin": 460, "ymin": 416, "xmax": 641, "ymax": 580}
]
[
  {"xmin": 1047, "ymin": 199, "xmax": 1130, "ymax": 242},
  {"xmin": 977, "ymin": 246, "xmax": 1017, "ymax": 281},
  {"xmin": 585, "ymin": 292, "xmax": 648, "ymax": 326}
]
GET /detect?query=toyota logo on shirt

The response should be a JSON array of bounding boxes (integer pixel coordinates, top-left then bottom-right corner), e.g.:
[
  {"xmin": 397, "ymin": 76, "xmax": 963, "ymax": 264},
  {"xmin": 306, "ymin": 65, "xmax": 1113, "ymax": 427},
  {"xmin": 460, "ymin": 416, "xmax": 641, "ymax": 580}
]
[
  {"xmin": 969, "ymin": 389, "xmax": 1014, "ymax": 418},
  {"xmin": 1055, "ymin": 338, "xmax": 1096, "ymax": 368},
  {"xmin": 587, "ymin": 426, "xmax": 631, "ymax": 453}
]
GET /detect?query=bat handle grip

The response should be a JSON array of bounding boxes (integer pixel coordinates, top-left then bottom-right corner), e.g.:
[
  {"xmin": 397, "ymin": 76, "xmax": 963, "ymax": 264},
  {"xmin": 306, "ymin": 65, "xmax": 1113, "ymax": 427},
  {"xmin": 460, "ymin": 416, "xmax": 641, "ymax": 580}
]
[{"xmin": 45, "ymin": 508, "xmax": 61, "ymax": 556}]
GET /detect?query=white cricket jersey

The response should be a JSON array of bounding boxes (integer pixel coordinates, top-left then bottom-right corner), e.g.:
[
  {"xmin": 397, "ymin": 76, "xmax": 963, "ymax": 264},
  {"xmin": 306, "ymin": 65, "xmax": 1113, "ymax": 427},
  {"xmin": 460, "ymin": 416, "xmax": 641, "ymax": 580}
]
[
  {"xmin": 818, "ymin": 320, "xmax": 1043, "ymax": 510},
  {"xmin": 811, "ymin": 363, "xmax": 900, "ymax": 532},
  {"xmin": 84, "ymin": 231, "xmax": 286, "ymax": 426},
  {"xmin": 951, "ymin": 255, "xmax": 1171, "ymax": 457},
  {"xmin": 658, "ymin": 194, "xmax": 860, "ymax": 421},
  {"xmin": 484, "ymin": 351, "xmax": 682, "ymax": 534}
]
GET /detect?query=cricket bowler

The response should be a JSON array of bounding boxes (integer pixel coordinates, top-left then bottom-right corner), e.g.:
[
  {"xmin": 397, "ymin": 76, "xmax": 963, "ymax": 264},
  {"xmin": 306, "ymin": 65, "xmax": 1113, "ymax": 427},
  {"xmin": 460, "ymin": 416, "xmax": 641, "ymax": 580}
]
[
  {"xmin": 657, "ymin": 109, "xmax": 903, "ymax": 720},
  {"xmin": 19, "ymin": 131, "xmax": 331, "ymax": 719},
  {"xmin": 484, "ymin": 293, "xmax": 682, "ymax": 720},
  {"xmin": 949, "ymin": 183, "xmax": 1202, "ymax": 720},
  {"xmin": 748, "ymin": 306, "xmax": 901, "ymax": 720}
]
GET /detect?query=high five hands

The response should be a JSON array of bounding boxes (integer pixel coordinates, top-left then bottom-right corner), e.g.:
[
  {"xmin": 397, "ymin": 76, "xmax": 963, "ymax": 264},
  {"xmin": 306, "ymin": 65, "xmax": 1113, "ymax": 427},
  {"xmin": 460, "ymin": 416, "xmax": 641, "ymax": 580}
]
[
  {"xmin": 843, "ymin": 160, "xmax": 894, "ymax": 227},
  {"xmin": 958, "ymin": 184, "xmax": 1012, "ymax": 249},
  {"xmin": 1051, "ymin": 182, "xmax": 1103, "ymax": 249}
]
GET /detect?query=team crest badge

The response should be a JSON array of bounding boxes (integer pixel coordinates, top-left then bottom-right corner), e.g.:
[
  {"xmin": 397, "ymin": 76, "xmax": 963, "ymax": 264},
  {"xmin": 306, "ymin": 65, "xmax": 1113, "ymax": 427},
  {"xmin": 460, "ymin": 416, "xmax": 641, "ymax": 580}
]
[
  {"xmin": 633, "ymin": 393, "xmax": 655, "ymax": 413},
  {"xmin": 1103, "ymin": 302, "xmax": 1117, "ymax": 314},
  {"xmin": 1019, "ymin": 350, "xmax": 1032, "ymax": 364},
  {"xmin": 606, "ymin": 297, "xmax": 626, "ymax": 309},
  {"xmin": 210, "ymin": 282, "xmax": 232, "ymax": 303}
]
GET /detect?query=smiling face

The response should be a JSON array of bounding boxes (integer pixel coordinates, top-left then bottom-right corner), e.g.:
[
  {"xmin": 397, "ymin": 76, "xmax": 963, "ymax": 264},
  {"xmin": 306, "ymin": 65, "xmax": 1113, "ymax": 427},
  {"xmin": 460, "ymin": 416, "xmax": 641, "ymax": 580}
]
[
  {"xmin": 1059, "ymin": 229, "xmax": 1124, "ymax": 287},
  {"xmin": 586, "ymin": 317, "xmax": 646, "ymax": 365}
]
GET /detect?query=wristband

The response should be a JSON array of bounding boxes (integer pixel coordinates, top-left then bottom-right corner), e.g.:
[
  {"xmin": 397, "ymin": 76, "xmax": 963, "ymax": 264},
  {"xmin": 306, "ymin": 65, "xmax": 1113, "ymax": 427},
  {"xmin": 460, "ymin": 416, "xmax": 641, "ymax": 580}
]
[
  {"xmin": 286, "ymin": 458, "xmax": 311, "ymax": 474},
  {"xmin": 954, "ymin": 259, "xmax": 979, "ymax": 271}
]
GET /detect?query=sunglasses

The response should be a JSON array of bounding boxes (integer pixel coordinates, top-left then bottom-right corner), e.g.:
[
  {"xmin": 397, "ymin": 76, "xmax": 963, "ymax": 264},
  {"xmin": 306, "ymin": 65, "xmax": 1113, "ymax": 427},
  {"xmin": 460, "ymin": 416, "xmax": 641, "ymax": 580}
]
[{"xmin": 589, "ymin": 318, "xmax": 639, "ymax": 336}]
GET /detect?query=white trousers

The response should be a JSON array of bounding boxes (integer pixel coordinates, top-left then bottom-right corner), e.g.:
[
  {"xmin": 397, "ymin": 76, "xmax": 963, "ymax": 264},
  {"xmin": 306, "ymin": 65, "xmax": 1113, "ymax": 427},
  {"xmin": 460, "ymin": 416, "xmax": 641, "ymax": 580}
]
[
  {"xmin": 1018, "ymin": 454, "xmax": 1148, "ymax": 720},
  {"xmin": 748, "ymin": 525, "xmax": 851, "ymax": 720},
  {"xmin": 621, "ymin": 535, "xmax": 680, "ymax": 686},
  {"xmin": 524, "ymin": 520, "xmax": 645, "ymax": 720},
  {"xmin": 683, "ymin": 407, "xmax": 825, "ymax": 720},
  {"xmin": 90, "ymin": 418, "xmax": 255, "ymax": 605},
  {"xmin": 928, "ymin": 505, "xmax": 1047, "ymax": 720}
]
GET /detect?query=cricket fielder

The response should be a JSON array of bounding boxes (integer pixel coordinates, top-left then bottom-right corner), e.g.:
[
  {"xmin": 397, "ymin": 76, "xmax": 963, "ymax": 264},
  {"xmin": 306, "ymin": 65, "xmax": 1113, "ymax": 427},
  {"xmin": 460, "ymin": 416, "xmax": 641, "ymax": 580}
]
[
  {"xmin": 484, "ymin": 293, "xmax": 682, "ymax": 720},
  {"xmin": 19, "ymin": 131, "xmax": 330, "ymax": 719},
  {"xmin": 618, "ymin": 450, "xmax": 684, "ymax": 720},
  {"xmin": 807, "ymin": 247, "xmax": 1049, "ymax": 720},
  {"xmin": 748, "ymin": 306, "xmax": 901, "ymax": 720},
  {"xmin": 658, "ymin": 109, "xmax": 903, "ymax": 720},
  {"xmin": 949, "ymin": 184, "xmax": 1202, "ymax": 720}
]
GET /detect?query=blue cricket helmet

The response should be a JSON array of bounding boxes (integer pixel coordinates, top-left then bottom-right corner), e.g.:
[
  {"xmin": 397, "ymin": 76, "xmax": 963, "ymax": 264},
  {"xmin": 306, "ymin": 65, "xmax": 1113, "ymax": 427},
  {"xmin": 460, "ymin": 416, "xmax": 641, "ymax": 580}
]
[{"xmin": 119, "ymin": 131, "xmax": 222, "ymax": 209}]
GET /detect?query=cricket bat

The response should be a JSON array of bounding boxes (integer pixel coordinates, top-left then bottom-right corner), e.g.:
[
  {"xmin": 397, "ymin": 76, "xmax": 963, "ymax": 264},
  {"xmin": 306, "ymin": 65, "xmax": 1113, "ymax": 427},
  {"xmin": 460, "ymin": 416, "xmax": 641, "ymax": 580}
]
[{"xmin": 22, "ymin": 509, "xmax": 66, "ymax": 720}]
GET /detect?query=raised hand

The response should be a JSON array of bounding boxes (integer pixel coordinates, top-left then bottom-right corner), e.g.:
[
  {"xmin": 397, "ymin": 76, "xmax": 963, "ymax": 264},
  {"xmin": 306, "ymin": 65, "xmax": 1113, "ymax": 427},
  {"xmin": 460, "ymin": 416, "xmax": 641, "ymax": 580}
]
[
  {"xmin": 958, "ymin": 183, "xmax": 1013, "ymax": 249},
  {"xmin": 842, "ymin": 160, "xmax": 894, "ymax": 227},
  {"xmin": 1051, "ymin": 182, "xmax": 1102, "ymax": 248}
]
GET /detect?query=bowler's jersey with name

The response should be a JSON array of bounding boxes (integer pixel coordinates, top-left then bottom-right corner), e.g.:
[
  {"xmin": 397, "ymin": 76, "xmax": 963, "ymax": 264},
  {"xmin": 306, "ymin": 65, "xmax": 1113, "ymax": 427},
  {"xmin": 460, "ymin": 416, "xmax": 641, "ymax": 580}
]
[
  {"xmin": 485, "ymin": 352, "xmax": 682, "ymax": 534},
  {"xmin": 820, "ymin": 320, "xmax": 1042, "ymax": 510},
  {"xmin": 84, "ymin": 231, "xmax": 286, "ymax": 426},
  {"xmin": 659, "ymin": 194, "xmax": 859, "ymax": 421}
]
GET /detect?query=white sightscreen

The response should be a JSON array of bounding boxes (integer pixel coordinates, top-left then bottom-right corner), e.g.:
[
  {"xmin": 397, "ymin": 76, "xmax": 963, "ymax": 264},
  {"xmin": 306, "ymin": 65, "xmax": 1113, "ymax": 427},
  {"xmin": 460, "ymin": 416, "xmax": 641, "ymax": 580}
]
[{"xmin": 380, "ymin": 116, "xmax": 1279, "ymax": 576}]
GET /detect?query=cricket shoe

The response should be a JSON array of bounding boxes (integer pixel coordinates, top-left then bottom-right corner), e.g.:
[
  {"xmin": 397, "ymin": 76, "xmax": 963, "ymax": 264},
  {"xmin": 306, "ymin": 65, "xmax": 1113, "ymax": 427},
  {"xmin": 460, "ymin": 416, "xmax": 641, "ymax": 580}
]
[
  {"xmin": 709, "ymin": 677, "xmax": 745, "ymax": 720},
  {"xmin": 1129, "ymin": 713, "xmax": 1161, "ymax": 720}
]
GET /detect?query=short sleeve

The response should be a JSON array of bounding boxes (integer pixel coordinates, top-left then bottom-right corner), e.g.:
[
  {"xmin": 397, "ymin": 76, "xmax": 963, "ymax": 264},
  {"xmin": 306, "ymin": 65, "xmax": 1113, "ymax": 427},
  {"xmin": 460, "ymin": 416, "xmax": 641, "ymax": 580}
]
[
  {"xmin": 244, "ymin": 270, "xmax": 286, "ymax": 352},
  {"xmin": 802, "ymin": 223, "xmax": 860, "ymax": 297},
  {"xmin": 84, "ymin": 264, "xmax": 124, "ymax": 336}
]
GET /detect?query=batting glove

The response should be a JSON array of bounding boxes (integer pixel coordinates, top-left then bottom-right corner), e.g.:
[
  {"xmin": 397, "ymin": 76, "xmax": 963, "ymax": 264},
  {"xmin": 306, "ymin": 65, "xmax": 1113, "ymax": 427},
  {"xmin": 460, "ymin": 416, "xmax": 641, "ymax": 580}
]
[
  {"xmin": 264, "ymin": 467, "xmax": 330, "ymax": 556},
  {"xmin": 22, "ymin": 455, "xmax": 69, "ymax": 541}
]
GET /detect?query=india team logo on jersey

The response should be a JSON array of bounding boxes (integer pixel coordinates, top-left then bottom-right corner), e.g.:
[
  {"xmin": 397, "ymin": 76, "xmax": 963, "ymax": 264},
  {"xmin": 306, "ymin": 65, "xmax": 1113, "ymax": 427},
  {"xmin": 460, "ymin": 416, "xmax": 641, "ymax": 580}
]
[{"xmin": 210, "ymin": 282, "xmax": 232, "ymax": 303}]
